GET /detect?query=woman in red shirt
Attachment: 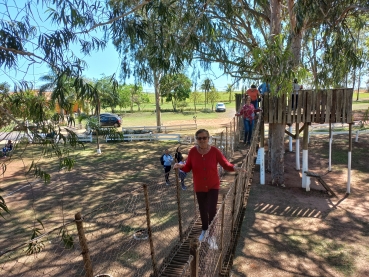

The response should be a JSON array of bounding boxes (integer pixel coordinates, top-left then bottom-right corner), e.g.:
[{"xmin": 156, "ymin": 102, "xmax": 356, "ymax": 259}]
[
  {"xmin": 236, "ymin": 96, "xmax": 260, "ymax": 145},
  {"xmin": 174, "ymin": 129, "xmax": 240, "ymax": 248}
]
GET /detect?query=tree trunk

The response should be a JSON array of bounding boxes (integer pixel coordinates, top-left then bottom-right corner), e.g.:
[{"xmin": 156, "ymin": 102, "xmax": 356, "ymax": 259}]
[
  {"xmin": 270, "ymin": 123, "xmax": 285, "ymax": 185},
  {"xmin": 268, "ymin": 0, "xmax": 283, "ymax": 183},
  {"xmin": 356, "ymin": 68, "xmax": 361, "ymax": 101},
  {"xmin": 154, "ymin": 70, "xmax": 162, "ymax": 132}
]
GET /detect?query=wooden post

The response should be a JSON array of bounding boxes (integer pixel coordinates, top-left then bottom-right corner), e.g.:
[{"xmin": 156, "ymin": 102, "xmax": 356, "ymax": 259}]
[
  {"xmin": 220, "ymin": 132, "xmax": 224, "ymax": 153},
  {"xmin": 302, "ymin": 123, "xmax": 310, "ymax": 191},
  {"xmin": 174, "ymin": 168, "xmax": 183, "ymax": 241},
  {"xmin": 233, "ymin": 117, "xmax": 236, "ymax": 146},
  {"xmin": 219, "ymin": 194, "xmax": 226, "ymax": 273},
  {"xmin": 225, "ymin": 127, "xmax": 228, "ymax": 158},
  {"xmin": 75, "ymin": 212, "xmax": 93, "ymax": 277},
  {"xmin": 230, "ymin": 177, "xmax": 239, "ymax": 232},
  {"xmin": 347, "ymin": 123, "xmax": 352, "ymax": 194},
  {"xmin": 189, "ymin": 240, "xmax": 199, "ymax": 277},
  {"xmin": 142, "ymin": 184, "xmax": 158, "ymax": 276},
  {"xmin": 328, "ymin": 122, "xmax": 332, "ymax": 172},
  {"xmin": 295, "ymin": 122, "xmax": 300, "ymax": 170},
  {"xmin": 288, "ymin": 124, "xmax": 293, "ymax": 152}
]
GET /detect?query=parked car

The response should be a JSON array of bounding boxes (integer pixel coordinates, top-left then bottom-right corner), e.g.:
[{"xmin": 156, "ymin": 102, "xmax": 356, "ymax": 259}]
[
  {"xmin": 90, "ymin": 113, "xmax": 122, "ymax": 127},
  {"xmin": 215, "ymin": 102, "xmax": 226, "ymax": 112},
  {"xmin": 99, "ymin": 114, "xmax": 122, "ymax": 127}
]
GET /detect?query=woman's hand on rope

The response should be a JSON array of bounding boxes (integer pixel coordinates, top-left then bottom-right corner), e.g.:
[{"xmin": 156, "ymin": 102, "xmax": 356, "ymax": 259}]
[
  {"xmin": 233, "ymin": 165, "xmax": 246, "ymax": 173},
  {"xmin": 173, "ymin": 163, "xmax": 184, "ymax": 169}
]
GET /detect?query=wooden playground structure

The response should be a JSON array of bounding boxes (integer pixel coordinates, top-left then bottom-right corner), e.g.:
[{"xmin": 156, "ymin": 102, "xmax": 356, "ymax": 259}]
[{"xmin": 236, "ymin": 88, "xmax": 354, "ymax": 194}]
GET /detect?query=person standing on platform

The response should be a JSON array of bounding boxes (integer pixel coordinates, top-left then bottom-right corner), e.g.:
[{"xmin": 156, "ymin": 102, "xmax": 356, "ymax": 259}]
[
  {"xmin": 236, "ymin": 96, "xmax": 261, "ymax": 145},
  {"xmin": 246, "ymin": 84, "xmax": 261, "ymax": 108},
  {"xmin": 258, "ymin": 81, "xmax": 270, "ymax": 95},
  {"xmin": 292, "ymin": 79, "xmax": 303, "ymax": 110}
]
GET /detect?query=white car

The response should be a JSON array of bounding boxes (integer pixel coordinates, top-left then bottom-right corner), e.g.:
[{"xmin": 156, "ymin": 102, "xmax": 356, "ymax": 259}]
[{"xmin": 215, "ymin": 102, "xmax": 226, "ymax": 112}]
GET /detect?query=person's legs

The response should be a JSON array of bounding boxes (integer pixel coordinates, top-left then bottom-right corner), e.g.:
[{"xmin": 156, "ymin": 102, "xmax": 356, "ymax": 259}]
[
  {"xmin": 243, "ymin": 118, "xmax": 248, "ymax": 143},
  {"xmin": 247, "ymin": 120, "xmax": 255, "ymax": 143},
  {"xmin": 295, "ymin": 94, "xmax": 299, "ymax": 109},
  {"xmin": 196, "ymin": 190, "xmax": 219, "ymax": 242},
  {"xmin": 179, "ymin": 171, "xmax": 187, "ymax": 190},
  {"xmin": 196, "ymin": 192, "xmax": 209, "ymax": 231},
  {"xmin": 251, "ymin": 100, "xmax": 258, "ymax": 108},
  {"xmin": 245, "ymin": 119, "xmax": 251, "ymax": 144},
  {"xmin": 164, "ymin": 166, "xmax": 171, "ymax": 184},
  {"xmin": 207, "ymin": 189, "xmax": 219, "ymax": 227}
]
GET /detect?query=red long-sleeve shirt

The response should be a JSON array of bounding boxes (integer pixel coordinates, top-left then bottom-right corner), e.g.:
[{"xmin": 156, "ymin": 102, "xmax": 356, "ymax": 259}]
[{"xmin": 181, "ymin": 146, "xmax": 235, "ymax": 192}]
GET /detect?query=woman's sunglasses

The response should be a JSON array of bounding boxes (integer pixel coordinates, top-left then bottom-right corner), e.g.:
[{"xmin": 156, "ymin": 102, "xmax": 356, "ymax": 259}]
[{"xmin": 196, "ymin": 136, "xmax": 208, "ymax": 140}]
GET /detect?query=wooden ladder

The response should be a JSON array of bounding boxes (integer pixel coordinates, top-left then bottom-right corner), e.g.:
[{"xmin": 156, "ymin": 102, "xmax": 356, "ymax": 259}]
[{"xmin": 305, "ymin": 171, "xmax": 337, "ymax": 197}]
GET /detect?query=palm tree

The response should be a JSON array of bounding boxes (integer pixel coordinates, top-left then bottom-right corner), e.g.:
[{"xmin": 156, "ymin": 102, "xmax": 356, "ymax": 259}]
[
  {"xmin": 225, "ymin": 84, "xmax": 233, "ymax": 103},
  {"xmin": 200, "ymin": 78, "xmax": 214, "ymax": 107}
]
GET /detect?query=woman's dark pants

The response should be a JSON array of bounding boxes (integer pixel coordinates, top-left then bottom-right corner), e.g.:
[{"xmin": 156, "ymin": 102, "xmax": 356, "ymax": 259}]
[{"xmin": 196, "ymin": 189, "xmax": 219, "ymax": 231}]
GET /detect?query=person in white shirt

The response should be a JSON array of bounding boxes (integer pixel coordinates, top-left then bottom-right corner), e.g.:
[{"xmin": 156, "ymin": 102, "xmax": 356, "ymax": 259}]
[
  {"xmin": 162, "ymin": 149, "xmax": 173, "ymax": 185},
  {"xmin": 292, "ymin": 79, "xmax": 303, "ymax": 110}
]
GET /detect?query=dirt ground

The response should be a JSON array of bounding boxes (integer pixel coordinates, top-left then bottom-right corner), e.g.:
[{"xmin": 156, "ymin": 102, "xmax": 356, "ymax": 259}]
[
  {"xmin": 1, "ymin": 109, "xmax": 368, "ymax": 277},
  {"xmin": 231, "ymin": 132, "xmax": 369, "ymax": 277}
]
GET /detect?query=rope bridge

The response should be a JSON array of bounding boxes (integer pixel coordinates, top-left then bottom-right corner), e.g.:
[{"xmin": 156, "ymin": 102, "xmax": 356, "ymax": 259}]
[{"xmin": 0, "ymin": 116, "xmax": 260, "ymax": 277}]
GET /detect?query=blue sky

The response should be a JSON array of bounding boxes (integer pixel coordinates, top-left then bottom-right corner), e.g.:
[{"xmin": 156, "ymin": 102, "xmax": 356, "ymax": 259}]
[
  {"xmin": 0, "ymin": 39, "xmax": 235, "ymax": 93},
  {"xmin": 0, "ymin": 0, "xmax": 243, "ymax": 93}
]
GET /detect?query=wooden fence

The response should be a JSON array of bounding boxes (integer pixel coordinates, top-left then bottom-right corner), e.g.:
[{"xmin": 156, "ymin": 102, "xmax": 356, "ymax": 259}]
[
  {"xmin": 263, "ymin": 88, "xmax": 353, "ymax": 124},
  {"xmin": 106, "ymin": 133, "xmax": 181, "ymax": 142},
  {"xmin": 122, "ymin": 124, "xmax": 197, "ymax": 134}
]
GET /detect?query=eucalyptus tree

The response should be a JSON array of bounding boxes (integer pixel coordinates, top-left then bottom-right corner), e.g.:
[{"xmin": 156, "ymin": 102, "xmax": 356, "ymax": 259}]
[
  {"xmin": 207, "ymin": 87, "xmax": 220, "ymax": 111},
  {"xmin": 160, "ymin": 73, "xmax": 192, "ymax": 111},
  {"xmin": 117, "ymin": 84, "xmax": 133, "ymax": 110},
  {"xmin": 189, "ymin": 0, "xmax": 369, "ymax": 184},
  {"xmin": 108, "ymin": 0, "xmax": 212, "ymax": 129},
  {"xmin": 95, "ymin": 75, "xmax": 120, "ymax": 113},
  {"xmin": 128, "ymin": 84, "xmax": 149, "ymax": 111},
  {"xmin": 190, "ymin": 90, "xmax": 202, "ymax": 113}
]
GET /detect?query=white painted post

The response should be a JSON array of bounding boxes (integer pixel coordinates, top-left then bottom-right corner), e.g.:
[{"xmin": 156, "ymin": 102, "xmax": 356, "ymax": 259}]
[
  {"xmin": 347, "ymin": 123, "xmax": 352, "ymax": 194},
  {"xmin": 260, "ymin": 121, "xmax": 265, "ymax": 185},
  {"xmin": 295, "ymin": 122, "xmax": 300, "ymax": 170},
  {"xmin": 260, "ymin": 148, "xmax": 265, "ymax": 185},
  {"xmin": 295, "ymin": 139, "xmax": 300, "ymax": 170},
  {"xmin": 355, "ymin": 130, "xmax": 359, "ymax": 142},
  {"xmin": 302, "ymin": 123, "xmax": 310, "ymax": 191},
  {"xmin": 302, "ymin": 150, "xmax": 310, "ymax": 191},
  {"xmin": 347, "ymin": 152, "xmax": 351, "ymax": 194},
  {"xmin": 289, "ymin": 125, "xmax": 293, "ymax": 152}
]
